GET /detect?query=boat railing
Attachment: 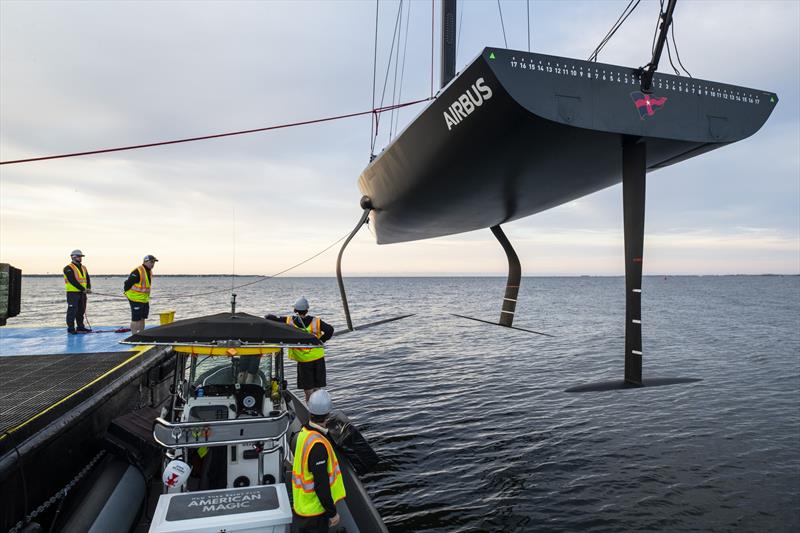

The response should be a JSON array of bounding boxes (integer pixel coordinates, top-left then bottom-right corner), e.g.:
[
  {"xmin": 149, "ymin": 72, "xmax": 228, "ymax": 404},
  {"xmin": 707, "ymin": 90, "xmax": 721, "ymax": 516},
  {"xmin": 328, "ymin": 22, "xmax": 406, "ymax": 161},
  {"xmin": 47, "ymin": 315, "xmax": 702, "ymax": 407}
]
[{"xmin": 152, "ymin": 412, "xmax": 290, "ymax": 449}]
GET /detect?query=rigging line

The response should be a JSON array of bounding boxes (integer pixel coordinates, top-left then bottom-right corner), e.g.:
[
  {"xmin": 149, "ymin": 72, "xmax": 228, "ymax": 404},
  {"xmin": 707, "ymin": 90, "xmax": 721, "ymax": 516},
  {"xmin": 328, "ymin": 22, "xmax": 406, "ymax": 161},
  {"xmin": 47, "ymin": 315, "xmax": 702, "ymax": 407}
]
[
  {"xmin": 670, "ymin": 21, "xmax": 692, "ymax": 77},
  {"xmin": 527, "ymin": 0, "xmax": 532, "ymax": 52},
  {"xmin": 456, "ymin": 1, "xmax": 464, "ymax": 65},
  {"xmin": 587, "ymin": 0, "xmax": 636, "ymax": 61},
  {"xmin": 588, "ymin": 0, "xmax": 641, "ymax": 62},
  {"xmin": 232, "ymin": 206, "xmax": 236, "ymax": 293},
  {"xmin": 393, "ymin": 0, "xmax": 413, "ymax": 138},
  {"xmin": 651, "ymin": 0, "xmax": 664, "ymax": 56},
  {"xmin": 664, "ymin": 38, "xmax": 681, "ymax": 76},
  {"xmin": 496, "ymin": 0, "xmax": 508, "ymax": 48},
  {"xmin": 159, "ymin": 230, "xmax": 352, "ymax": 302},
  {"xmin": 389, "ymin": 0, "xmax": 405, "ymax": 141},
  {"xmin": 588, "ymin": 0, "xmax": 638, "ymax": 62},
  {"xmin": 81, "ymin": 291, "xmax": 123, "ymax": 299},
  {"xmin": 2, "ymin": 98, "xmax": 431, "ymax": 166},
  {"xmin": 373, "ymin": 0, "xmax": 405, "ymax": 147},
  {"xmin": 371, "ymin": 0, "xmax": 380, "ymax": 155},
  {"xmin": 430, "ymin": 0, "xmax": 434, "ymax": 97}
]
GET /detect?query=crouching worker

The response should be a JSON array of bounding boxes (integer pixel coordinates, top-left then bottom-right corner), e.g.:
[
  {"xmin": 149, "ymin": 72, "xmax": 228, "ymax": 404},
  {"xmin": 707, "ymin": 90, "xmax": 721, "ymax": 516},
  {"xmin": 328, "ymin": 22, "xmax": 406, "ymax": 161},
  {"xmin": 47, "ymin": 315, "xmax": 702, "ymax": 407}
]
[{"xmin": 292, "ymin": 389, "xmax": 345, "ymax": 532}]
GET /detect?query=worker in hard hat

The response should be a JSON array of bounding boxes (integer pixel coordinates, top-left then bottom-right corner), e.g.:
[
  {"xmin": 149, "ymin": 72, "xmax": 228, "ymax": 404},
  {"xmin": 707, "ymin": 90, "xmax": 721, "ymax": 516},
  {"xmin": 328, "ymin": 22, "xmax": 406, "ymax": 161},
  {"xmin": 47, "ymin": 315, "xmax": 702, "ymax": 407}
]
[
  {"xmin": 266, "ymin": 296, "xmax": 334, "ymax": 401},
  {"xmin": 291, "ymin": 389, "xmax": 345, "ymax": 531},
  {"xmin": 124, "ymin": 255, "xmax": 157, "ymax": 333},
  {"xmin": 63, "ymin": 249, "xmax": 92, "ymax": 334}
]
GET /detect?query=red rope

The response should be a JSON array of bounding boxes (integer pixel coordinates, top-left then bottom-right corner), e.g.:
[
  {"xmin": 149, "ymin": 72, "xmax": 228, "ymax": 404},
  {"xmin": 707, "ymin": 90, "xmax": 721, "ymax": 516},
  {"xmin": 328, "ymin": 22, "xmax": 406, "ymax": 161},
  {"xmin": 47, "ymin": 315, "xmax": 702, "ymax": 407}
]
[
  {"xmin": 1, "ymin": 98, "xmax": 432, "ymax": 166},
  {"xmin": 431, "ymin": 0, "xmax": 435, "ymax": 97}
]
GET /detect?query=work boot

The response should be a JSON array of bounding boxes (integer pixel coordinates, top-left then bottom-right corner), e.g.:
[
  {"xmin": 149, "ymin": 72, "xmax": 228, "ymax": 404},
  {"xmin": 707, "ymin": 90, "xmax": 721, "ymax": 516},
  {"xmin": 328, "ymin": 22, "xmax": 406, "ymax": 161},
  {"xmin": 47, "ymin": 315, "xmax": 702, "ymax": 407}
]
[
  {"xmin": 76, "ymin": 326, "xmax": 92, "ymax": 333},
  {"xmin": 67, "ymin": 328, "xmax": 77, "ymax": 334}
]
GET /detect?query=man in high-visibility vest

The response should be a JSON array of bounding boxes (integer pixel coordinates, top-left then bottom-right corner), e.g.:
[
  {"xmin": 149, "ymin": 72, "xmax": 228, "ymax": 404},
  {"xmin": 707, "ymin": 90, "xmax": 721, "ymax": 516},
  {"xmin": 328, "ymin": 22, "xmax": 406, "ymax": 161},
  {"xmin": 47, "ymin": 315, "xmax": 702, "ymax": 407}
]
[
  {"xmin": 124, "ymin": 254, "xmax": 157, "ymax": 333},
  {"xmin": 292, "ymin": 389, "xmax": 345, "ymax": 532},
  {"xmin": 63, "ymin": 249, "xmax": 92, "ymax": 334},
  {"xmin": 266, "ymin": 296, "xmax": 334, "ymax": 401}
]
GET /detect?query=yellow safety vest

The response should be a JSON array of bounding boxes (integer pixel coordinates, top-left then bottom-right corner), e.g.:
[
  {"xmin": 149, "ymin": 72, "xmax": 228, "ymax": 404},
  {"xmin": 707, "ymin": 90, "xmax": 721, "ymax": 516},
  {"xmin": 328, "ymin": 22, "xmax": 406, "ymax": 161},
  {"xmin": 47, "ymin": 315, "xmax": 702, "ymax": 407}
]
[
  {"xmin": 292, "ymin": 427, "xmax": 346, "ymax": 517},
  {"xmin": 64, "ymin": 263, "xmax": 88, "ymax": 292},
  {"xmin": 286, "ymin": 316, "xmax": 325, "ymax": 362},
  {"xmin": 124, "ymin": 265, "xmax": 151, "ymax": 303}
]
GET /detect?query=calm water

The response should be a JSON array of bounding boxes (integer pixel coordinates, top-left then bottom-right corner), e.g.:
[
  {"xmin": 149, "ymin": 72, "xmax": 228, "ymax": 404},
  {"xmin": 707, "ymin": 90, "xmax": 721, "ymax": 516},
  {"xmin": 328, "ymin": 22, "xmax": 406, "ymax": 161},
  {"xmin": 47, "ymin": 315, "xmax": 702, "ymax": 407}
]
[{"xmin": 11, "ymin": 275, "xmax": 800, "ymax": 532}]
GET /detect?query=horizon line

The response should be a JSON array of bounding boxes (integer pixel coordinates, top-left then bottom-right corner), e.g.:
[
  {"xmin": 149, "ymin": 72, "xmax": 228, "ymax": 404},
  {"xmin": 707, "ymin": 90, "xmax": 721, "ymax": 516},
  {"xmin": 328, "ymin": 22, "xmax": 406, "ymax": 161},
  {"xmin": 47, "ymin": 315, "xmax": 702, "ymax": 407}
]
[{"xmin": 17, "ymin": 273, "xmax": 800, "ymax": 277}]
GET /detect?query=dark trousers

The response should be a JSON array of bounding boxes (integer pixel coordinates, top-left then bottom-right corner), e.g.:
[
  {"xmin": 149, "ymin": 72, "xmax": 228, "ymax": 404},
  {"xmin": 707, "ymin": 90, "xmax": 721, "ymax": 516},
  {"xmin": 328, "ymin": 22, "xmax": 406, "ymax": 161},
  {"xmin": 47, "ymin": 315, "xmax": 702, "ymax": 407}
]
[
  {"xmin": 293, "ymin": 514, "xmax": 328, "ymax": 533},
  {"xmin": 66, "ymin": 292, "xmax": 86, "ymax": 329}
]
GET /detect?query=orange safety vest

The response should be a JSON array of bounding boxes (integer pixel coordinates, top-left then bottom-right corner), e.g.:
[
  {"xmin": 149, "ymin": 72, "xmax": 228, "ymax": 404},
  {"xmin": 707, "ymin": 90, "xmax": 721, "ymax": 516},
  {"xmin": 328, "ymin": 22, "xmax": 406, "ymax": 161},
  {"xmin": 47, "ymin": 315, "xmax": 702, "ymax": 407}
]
[
  {"xmin": 64, "ymin": 263, "xmax": 88, "ymax": 292},
  {"xmin": 285, "ymin": 316, "xmax": 325, "ymax": 362},
  {"xmin": 291, "ymin": 427, "xmax": 346, "ymax": 516},
  {"xmin": 124, "ymin": 265, "xmax": 151, "ymax": 303}
]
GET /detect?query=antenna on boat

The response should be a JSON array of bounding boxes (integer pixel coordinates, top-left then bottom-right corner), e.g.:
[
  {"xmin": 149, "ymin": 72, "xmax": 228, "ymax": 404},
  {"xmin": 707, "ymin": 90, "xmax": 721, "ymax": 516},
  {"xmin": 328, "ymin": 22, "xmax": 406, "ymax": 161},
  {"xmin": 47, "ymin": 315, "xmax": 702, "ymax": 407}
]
[
  {"xmin": 639, "ymin": 0, "xmax": 678, "ymax": 93},
  {"xmin": 231, "ymin": 293, "xmax": 237, "ymax": 314}
]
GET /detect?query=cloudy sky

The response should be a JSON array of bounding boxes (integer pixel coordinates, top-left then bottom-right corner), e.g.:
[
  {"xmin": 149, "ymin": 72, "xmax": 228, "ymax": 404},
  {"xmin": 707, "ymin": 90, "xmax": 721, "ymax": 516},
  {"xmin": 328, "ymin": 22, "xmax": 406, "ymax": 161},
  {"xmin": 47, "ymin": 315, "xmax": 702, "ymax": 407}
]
[{"xmin": 1, "ymin": 0, "xmax": 797, "ymax": 275}]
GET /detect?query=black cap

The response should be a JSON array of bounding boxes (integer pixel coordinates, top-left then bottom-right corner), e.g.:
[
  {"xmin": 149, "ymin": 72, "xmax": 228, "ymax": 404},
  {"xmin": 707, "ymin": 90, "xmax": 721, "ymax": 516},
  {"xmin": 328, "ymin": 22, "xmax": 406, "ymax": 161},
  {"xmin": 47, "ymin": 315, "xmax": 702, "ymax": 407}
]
[{"xmin": 143, "ymin": 255, "xmax": 158, "ymax": 262}]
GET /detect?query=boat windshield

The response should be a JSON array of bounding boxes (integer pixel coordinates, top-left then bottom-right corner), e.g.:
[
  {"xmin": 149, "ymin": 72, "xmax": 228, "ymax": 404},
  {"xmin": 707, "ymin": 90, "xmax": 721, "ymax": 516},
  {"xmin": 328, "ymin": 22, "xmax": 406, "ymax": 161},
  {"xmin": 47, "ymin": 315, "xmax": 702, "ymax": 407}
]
[{"xmin": 188, "ymin": 354, "xmax": 274, "ymax": 389}]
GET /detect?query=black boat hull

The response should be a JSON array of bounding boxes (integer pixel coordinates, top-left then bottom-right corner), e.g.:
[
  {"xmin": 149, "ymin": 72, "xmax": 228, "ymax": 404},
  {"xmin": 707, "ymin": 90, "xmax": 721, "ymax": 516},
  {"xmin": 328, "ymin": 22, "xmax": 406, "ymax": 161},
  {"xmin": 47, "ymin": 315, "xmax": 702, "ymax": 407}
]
[{"xmin": 358, "ymin": 48, "xmax": 778, "ymax": 244}]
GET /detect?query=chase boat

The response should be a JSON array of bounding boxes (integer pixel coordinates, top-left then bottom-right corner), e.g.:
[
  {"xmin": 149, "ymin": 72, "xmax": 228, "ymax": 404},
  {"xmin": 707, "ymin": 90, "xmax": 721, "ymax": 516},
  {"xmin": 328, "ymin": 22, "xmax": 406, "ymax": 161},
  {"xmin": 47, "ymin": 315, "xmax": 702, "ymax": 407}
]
[
  {"xmin": 1, "ymin": 311, "xmax": 384, "ymax": 533},
  {"xmin": 117, "ymin": 312, "xmax": 385, "ymax": 533}
]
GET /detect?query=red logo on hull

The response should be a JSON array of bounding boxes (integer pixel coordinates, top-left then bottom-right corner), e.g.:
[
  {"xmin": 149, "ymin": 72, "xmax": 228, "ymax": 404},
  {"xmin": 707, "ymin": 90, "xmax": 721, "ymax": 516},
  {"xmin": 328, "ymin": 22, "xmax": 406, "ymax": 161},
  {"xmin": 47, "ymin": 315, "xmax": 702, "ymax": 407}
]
[{"xmin": 630, "ymin": 91, "xmax": 667, "ymax": 119}]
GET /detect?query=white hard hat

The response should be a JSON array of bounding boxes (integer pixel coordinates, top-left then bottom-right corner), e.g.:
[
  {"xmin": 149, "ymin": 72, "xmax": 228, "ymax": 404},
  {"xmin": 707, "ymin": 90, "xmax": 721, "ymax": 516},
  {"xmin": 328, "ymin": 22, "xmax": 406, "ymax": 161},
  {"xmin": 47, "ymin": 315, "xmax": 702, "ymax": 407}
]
[
  {"xmin": 70, "ymin": 249, "xmax": 84, "ymax": 257},
  {"xmin": 162, "ymin": 459, "xmax": 191, "ymax": 488},
  {"xmin": 294, "ymin": 296, "xmax": 309, "ymax": 312},
  {"xmin": 307, "ymin": 389, "xmax": 333, "ymax": 416}
]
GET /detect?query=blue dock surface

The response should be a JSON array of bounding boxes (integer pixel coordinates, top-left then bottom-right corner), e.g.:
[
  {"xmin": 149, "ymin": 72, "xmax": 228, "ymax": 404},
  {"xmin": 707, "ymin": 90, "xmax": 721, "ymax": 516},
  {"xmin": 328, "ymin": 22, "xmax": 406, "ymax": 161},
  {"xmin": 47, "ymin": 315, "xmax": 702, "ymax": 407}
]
[{"xmin": 0, "ymin": 327, "xmax": 133, "ymax": 356}]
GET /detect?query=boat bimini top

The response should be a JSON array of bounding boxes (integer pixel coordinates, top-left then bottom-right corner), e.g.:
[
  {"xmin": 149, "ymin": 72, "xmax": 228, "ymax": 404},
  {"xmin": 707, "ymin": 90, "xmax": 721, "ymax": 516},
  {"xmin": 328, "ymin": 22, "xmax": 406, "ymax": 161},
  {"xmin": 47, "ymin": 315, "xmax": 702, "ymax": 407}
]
[{"xmin": 121, "ymin": 312, "xmax": 321, "ymax": 353}]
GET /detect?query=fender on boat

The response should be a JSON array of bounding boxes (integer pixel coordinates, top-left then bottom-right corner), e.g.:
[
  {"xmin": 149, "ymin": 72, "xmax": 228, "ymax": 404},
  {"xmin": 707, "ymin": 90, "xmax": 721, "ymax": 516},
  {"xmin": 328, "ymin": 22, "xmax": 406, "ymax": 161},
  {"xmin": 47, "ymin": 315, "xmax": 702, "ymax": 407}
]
[{"xmin": 58, "ymin": 455, "xmax": 145, "ymax": 533}]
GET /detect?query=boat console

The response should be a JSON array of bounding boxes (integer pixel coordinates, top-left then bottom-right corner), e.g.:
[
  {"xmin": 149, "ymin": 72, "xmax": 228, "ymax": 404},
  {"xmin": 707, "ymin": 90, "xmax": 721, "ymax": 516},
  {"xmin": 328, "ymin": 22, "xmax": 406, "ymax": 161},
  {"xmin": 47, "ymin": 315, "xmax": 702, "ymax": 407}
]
[{"xmin": 149, "ymin": 354, "xmax": 293, "ymax": 533}]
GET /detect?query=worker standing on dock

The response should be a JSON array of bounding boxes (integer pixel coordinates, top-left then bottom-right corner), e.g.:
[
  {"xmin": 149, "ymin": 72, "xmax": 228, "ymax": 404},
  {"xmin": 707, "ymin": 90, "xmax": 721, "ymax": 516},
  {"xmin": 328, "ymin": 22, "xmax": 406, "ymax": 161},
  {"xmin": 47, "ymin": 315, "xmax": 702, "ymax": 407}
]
[
  {"xmin": 292, "ymin": 389, "xmax": 345, "ymax": 531},
  {"xmin": 124, "ymin": 254, "xmax": 157, "ymax": 333},
  {"xmin": 266, "ymin": 296, "xmax": 333, "ymax": 401},
  {"xmin": 63, "ymin": 249, "xmax": 91, "ymax": 334}
]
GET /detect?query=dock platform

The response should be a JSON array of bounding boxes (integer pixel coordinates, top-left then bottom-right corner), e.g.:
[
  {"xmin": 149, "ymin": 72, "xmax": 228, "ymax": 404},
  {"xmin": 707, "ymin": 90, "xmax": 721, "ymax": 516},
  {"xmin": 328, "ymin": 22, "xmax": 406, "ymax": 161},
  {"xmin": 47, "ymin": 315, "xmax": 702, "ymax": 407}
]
[
  {"xmin": 0, "ymin": 327, "xmax": 175, "ymax": 531},
  {"xmin": 0, "ymin": 326, "xmax": 133, "ymax": 356},
  {"xmin": 0, "ymin": 327, "xmax": 171, "ymax": 456}
]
